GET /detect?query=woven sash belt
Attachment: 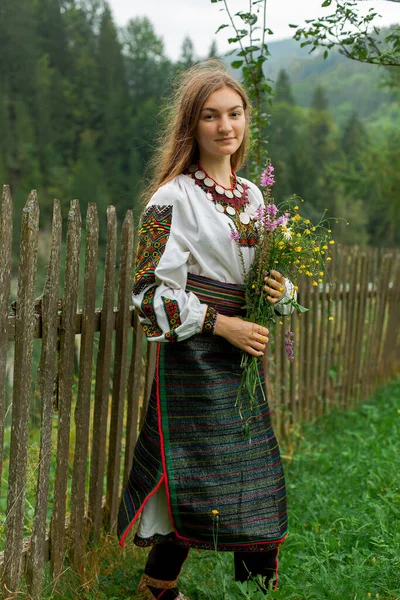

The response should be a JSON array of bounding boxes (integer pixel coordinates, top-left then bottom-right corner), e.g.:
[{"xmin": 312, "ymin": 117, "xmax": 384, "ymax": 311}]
[{"xmin": 186, "ymin": 273, "xmax": 245, "ymax": 317}]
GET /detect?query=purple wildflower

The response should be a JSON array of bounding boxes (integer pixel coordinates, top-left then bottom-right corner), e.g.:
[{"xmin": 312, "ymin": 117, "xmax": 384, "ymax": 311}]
[
  {"xmin": 230, "ymin": 229, "xmax": 240, "ymax": 242},
  {"xmin": 255, "ymin": 205, "xmax": 265, "ymax": 220},
  {"xmin": 260, "ymin": 164, "xmax": 275, "ymax": 187},
  {"xmin": 284, "ymin": 331, "xmax": 295, "ymax": 362},
  {"xmin": 266, "ymin": 203, "xmax": 278, "ymax": 217}
]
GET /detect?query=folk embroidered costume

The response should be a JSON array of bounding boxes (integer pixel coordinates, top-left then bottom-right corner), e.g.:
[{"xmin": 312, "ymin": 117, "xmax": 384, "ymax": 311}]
[
  {"xmin": 118, "ymin": 60, "xmax": 297, "ymax": 599},
  {"xmin": 118, "ymin": 171, "xmax": 296, "ymax": 555}
]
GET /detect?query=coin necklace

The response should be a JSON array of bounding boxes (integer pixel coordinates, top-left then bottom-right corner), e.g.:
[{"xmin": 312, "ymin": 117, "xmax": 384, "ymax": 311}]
[{"xmin": 186, "ymin": 163, "xmax": 252, "ymax": 226}]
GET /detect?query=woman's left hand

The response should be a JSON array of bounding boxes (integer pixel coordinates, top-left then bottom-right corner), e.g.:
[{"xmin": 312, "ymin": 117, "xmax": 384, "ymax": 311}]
[{"xmin": 264, "ymin": 270, "xmax": 286, "ymax": 304}]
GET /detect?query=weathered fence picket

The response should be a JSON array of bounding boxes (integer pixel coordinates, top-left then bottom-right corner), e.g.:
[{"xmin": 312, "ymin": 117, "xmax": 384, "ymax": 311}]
[
  {"xmin": 88, "ymin": 205, "xmax": 117, "ymax": 542},
  {"xmin": 26, "ymin": 200, "xmax": 62, "ymax": 599},
  {"xmin": 0, "ymin": 189, "xmax": 399, "ymax": 599},
  {"xmin": 49, "ymin": 199, "xmax": 81, "ymax": 582},
  {"xmin": 3, "ymin": 192, "xmax": 39, "ymax": 597},
  {"xmin": 0, "ymin": 186, "xmax": 12, "ymax": 491}
]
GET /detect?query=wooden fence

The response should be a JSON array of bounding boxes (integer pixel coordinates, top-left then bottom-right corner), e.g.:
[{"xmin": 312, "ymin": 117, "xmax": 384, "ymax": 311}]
[{"xmin": 0, "ymin": 186, "xmax": 399, "ymax": 598}]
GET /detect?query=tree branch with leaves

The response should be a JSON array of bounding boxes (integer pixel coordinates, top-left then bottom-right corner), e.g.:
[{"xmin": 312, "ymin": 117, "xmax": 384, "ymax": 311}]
[{"xmin": 291, "ymin": 0, "xmax": 400, "ymax": 67}]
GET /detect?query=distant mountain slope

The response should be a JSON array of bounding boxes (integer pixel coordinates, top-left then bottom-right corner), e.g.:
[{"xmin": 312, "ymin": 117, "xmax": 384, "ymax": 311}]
[{"xmin": 254, "ymin": 35, "xmax": 400, "ymax": 131}]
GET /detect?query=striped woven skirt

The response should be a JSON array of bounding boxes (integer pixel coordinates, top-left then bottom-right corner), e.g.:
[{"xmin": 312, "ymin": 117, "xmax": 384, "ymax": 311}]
[{"xmin": 117, "ymin": 274, "xmax": 288, "ymax": 551}]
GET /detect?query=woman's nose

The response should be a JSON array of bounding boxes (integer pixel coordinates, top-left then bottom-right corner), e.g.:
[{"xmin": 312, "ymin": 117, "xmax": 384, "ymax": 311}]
[{"xmin": 218, "ymin": 115, "xmax": 232, "ymax": 133}]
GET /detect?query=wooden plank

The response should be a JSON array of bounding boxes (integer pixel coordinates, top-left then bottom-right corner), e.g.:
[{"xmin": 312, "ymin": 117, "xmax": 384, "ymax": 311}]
[
  {"xmin": 49, "ymin": 199, "xmax": 81, "ymax": 581},
  {"xmin": 0, "ymin": 186, "xmax": 13, "ymax": 491},
  {"xmin": 123, "ymin": 312, "xmax": 144, "ymax": 488},
  {"xmin": 352, "ymin": 253, "xmax": 368, "ymax": 404},
  {"xmin": 310, "ymin": 280, "xmax": 319, "ymax": 419},
  {"xmin": 338, "ymin": 247, "xmax": 350, "ymax": 408},
  {"xmin": 381, "ymin": 257, "xmax": 400, "ymax": 380},
  {"xmin": 344, "ymin": 248, "xmax": 360, "ymax": 408},
  {"xmin": 26, "ymin": 201, "xmax": 62, "ymax": 599},
  {"xmin": 69, "ymin": 204, "xmax": 99, "ymax": 567},
  {"xmin": 297, "ymin": 274, "xmax": 306, "ymax": 421},
  {"xmin": 375, "ymin": 255, "xmax": 393, "ymax": 384},
  {"xmin": 274, "ymin": 317, "xmax": 283, "ymax": 437},
  {"xmin": 2, "ymin": 191, "xmax": 39, "ymax": 597},
  {"xmin": 106, "ymin": 210, "xmax": 134, "ymax": 530},
  {"xmin": 323, "ymin": 243, "xmax": 336, "ymax": 411},
  {"xmin": 361, "ymin": 248, "xmax": 378, "ymax": 400},
  {"xmin": 289, "ymin": 311, "xmax": 297, "ymax": 425},
  {"xmin": 88, "ymin": 206, "xmax": 117, "ymax": 542},
  {"xmin": 303, "ymin": 277, "xmax": 312, "ymax": 421}
]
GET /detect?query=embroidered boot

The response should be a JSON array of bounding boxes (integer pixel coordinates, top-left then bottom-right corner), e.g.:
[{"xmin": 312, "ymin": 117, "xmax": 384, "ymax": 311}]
[{"xmin": 136, "ymin": 573, "xmax": 190, "ymax": 600}]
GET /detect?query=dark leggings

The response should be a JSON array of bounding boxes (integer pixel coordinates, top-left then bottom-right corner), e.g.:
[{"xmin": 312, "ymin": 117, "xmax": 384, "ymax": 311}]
[{"xmin": 145, "ymin": 541, "xmax": 278, "ymax": 592}]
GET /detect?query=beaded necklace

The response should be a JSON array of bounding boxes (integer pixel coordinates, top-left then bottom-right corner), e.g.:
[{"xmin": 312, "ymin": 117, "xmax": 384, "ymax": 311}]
[{"xmin": 185, "ymin": 163, "xmax": 258, "ymax": 247}]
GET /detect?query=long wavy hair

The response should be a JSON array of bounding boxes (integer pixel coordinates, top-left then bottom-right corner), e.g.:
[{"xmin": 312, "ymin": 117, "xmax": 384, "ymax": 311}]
[{"xmin": 142, "ymin": 60, "xmax": 252, "ymax": 206}]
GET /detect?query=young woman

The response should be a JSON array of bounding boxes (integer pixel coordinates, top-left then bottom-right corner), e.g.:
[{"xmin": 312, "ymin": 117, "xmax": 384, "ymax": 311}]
[{"xmin": 117, "ymin": 60, "xmax": 296, "ymax": 600}]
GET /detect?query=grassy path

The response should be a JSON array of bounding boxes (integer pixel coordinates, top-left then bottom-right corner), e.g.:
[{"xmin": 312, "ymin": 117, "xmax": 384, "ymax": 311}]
[{"xmin": 48, "ymin": 378, "xmax": 400, "ymax": 599}]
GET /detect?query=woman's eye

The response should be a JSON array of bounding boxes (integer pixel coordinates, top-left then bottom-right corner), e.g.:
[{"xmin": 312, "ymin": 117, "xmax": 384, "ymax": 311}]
[{"xmin": 204, "ymin": 114, "xmax": 215, "ymax": 120}]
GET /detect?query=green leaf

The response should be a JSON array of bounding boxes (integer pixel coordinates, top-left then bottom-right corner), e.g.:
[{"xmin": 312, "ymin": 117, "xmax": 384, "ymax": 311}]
[
  {"xmin": 231, "ymin": 60, "xmax": 244, "ymax": 69},
  {"xmin": 215, "ymin": 23, "xmax": 228, "ymax": 34},
  {"xmin": 324, "ymin": 49, "xmax": 329, "ymax": 59},
  {"xmin": 288, "ymin": 24, "xmax": 298, "ymax": 28},
  {"xmin": 322, "ymin": 0, "xmax": 332, "ymax": 6}
]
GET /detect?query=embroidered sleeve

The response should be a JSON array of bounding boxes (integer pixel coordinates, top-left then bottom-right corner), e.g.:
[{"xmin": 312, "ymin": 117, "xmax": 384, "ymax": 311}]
[{"xmin": 132, "ymin": 194, "xmax": 207, "ymax": 343}]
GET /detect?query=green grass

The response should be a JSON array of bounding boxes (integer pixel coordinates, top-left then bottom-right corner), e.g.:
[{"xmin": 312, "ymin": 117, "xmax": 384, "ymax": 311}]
[{"xmin": 40, "ymin": 377, "xmax": 400, "ymax": 599}]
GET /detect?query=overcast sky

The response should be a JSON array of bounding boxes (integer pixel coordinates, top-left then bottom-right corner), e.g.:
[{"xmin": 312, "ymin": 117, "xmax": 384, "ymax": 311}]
[{"xmin": 108, "ymin": 0, "xmax": 400, "ymax": 60}]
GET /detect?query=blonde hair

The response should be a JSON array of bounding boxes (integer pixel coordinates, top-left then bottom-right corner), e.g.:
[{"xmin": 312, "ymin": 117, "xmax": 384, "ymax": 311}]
[{"xmin": 142, "ymin": 60, "xmax": 252, "ymax": 205}]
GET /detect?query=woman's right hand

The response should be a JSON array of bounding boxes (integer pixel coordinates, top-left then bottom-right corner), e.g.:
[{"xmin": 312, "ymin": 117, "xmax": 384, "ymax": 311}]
[{"xmin": 214, "ymin": 314, "xmax": 269, "ymax": 357}]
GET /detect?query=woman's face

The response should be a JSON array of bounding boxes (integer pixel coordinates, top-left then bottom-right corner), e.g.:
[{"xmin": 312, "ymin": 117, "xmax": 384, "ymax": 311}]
[{"xmin": 195, "ymin": 85, "xmax": 246, "ymax": 162}]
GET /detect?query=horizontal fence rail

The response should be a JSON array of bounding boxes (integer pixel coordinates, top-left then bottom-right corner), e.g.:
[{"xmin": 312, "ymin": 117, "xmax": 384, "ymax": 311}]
[{"xmin": 0, "ymin": 186, "xmax": 399, "ymax": 598}]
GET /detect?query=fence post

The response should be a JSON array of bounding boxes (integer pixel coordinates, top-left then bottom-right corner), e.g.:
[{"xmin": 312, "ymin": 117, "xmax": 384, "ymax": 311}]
[
  {"xmin": 2, "ymin": 191, "xmax": 39, "ymax": 598},
  {"xmin": 26, "ymin": 200, "xmax": 62, "ymax": 599},
  {"xmin": 89, "ymin": 205, "xmax": 117, "ymax": 542},
  {"xmin": 106, "ymin": 210, "xmax": 134, "ymax": 530},
  {"xmin": 0, "ymin": 186, "xmax": 13, "ymax": 493},
  {"xmin": 49, "ymin": 199, "xmax": 81, "ymax": 582},
  {"xmin": 70, "ymin": 203, "xmax": 99, "ymax": 568}
]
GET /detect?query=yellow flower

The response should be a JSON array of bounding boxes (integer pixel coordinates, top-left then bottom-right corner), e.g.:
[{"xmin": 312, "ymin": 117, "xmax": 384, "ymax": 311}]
[
  {"xmin": 306, "ymin": 271, "xmax": 312, "ymax": 277},
  {"xmin": 328, "ymin": 317, "xmax": 334, "ymax": 321},
  {"xmin": 328, "ymin": 229, "xmax": 331, "ymax": 232},
  {"xmin": 321, "ymin": 251, "xmax": 325, "ymax": 255},
  {"xmin": 327, "ymin": 257, "xmax": 332, "ymax": 261},
  {"xmin": 311, "ymin": 226, "xmax": 316, "ymax": 231},
  {"xmin": 279, "ymin": 321, "xmax": 283, "ymax": 325},
  {"xmin": 312, "ymin": 281, "xmax": 318, "ymax": 286},
  {"xmin": 293, "ymin": 214, "xmax": 301, "ymax": 222},
  {"xmin": 312, "ymin": 247, "xmax": 319, "ymax": 253},
  {"xmin": 318, "ymin": 278, "xmax": 323, "ymax": 283},
  {"xmin": 294, "ymin": 205, "xmax": 299, "ymax": 210},
  {"xmin": 315, "ymin": 261, "xmax": 319, "ymax": 265},
  {"xmin": 294, "ymin": 246, "xmax": 302, "ymax": 252},
  {"xmin": 293, "ymin": 285, "xmax": 299, "ymax": 291},
  {"xmin": 305, "ymin": 229, "xmax": 311, "ymax": 235},
  {"xmin": 290, "ymin": 291, "xmax": 294, "ymax": 296},
  {"xmin": 212, "ymin": 509, "xmax": 219, "ymax": 515},
  {"xmin": 304, "ymin": 219, "xmax": 310, "ymax": 224},
  {"xmin": 329, "ymin": 240, "xmax": 335, "ymax": 245},
  {"xmin": 319, "ymin": 271, "xmax": 324, "ymax": 276},
  {"xmin": 252, "ymin": 284, "xmax": 255, "ymax": 289},
  {"xmin": 301, "ymin": 198, "xmax": 305, "ymax": 202},
  {"xmin": 295, "ymin": 259, "xmax": 300, "ymax": 264},
  {"xmin": 323, "ymin": 245, "xmax": 328, "ymax": 250}
]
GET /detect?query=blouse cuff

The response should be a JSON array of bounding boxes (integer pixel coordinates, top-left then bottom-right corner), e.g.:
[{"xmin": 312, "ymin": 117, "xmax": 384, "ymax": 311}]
[{"xmin": 202, "ymin": 305, "xmax": 218, "ymax": 335}]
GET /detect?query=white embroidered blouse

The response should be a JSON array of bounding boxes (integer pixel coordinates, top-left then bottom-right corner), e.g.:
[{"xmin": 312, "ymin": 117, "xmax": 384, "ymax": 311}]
[{"xmin": 132, "ymin": 173, "xmax": 296, "ymax": 340}]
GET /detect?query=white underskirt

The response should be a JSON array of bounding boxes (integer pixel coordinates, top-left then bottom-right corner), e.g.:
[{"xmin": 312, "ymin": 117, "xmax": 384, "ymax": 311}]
[{"xmin": 137, "ymin": 482, "xmax": 175, "ymax": 538}]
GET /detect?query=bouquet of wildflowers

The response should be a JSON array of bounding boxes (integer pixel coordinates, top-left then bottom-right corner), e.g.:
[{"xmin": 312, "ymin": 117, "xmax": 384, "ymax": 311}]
[{"xmin": 231, "ymin": 160, "xmax": 336, "ymax": 418}]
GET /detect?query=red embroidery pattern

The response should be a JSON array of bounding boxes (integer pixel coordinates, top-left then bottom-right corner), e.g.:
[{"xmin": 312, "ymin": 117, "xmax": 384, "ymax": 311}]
[
  {"xmin": 133, "ymin": 205, "xmax": 173, "ymax": 296},
  {"xmin": 162, "ymin": 297, "xmax": 182, "ymax": 343},
  {"xmin": 141, "ymin": 286, "xmax": 163, "ymax": 338}
]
